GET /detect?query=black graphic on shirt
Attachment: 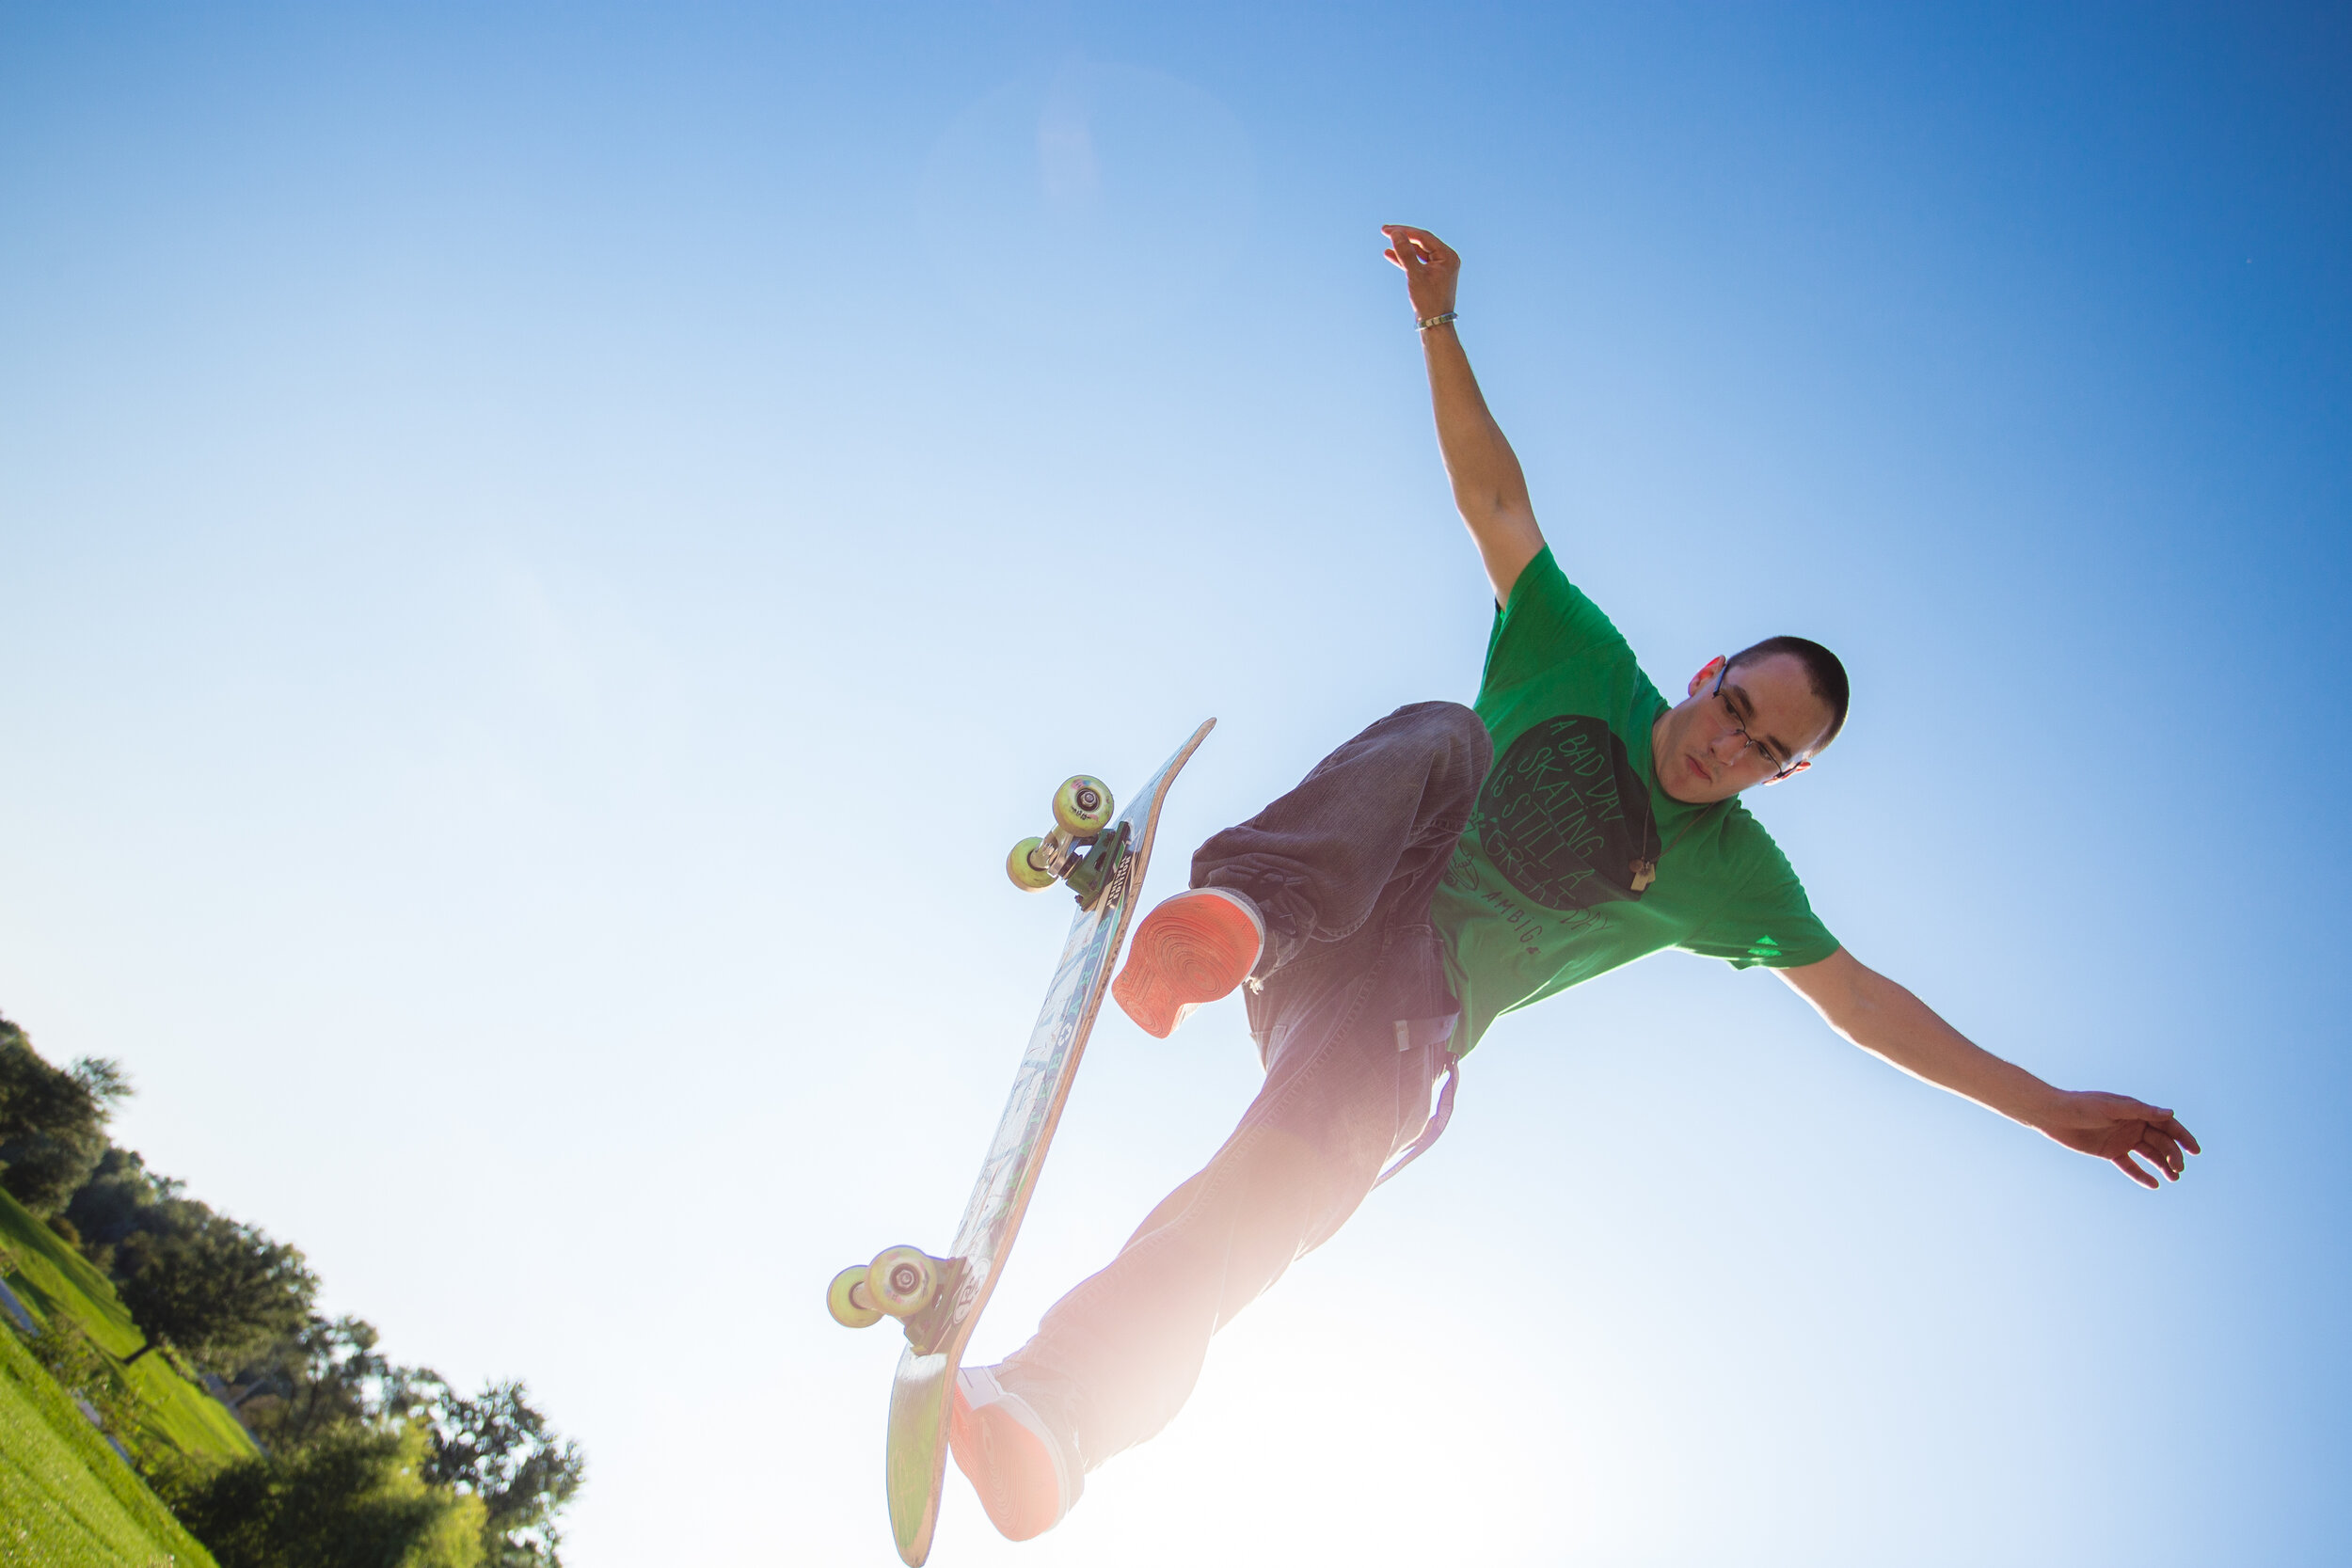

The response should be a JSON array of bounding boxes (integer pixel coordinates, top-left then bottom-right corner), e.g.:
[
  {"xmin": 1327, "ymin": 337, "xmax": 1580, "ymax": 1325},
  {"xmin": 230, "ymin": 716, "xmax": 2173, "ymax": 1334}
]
[{"xmin": 1474, "ymin": 716, "xmax": 1661, "ymax": 912}]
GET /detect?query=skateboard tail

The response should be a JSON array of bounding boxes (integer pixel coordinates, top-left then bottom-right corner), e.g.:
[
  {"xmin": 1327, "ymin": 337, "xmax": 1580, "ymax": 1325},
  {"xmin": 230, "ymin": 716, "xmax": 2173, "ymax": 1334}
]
[{"xmin": 888, "ymin": 1351, "xmax": 951, "ymax": 1564}]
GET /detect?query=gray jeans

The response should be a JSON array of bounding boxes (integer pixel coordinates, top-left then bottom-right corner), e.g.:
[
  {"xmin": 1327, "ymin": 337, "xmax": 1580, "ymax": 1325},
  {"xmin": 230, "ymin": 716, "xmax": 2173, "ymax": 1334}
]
[{"xmin": 999, "ymin": 701, "xmax": 1493, "ymax": 1469}]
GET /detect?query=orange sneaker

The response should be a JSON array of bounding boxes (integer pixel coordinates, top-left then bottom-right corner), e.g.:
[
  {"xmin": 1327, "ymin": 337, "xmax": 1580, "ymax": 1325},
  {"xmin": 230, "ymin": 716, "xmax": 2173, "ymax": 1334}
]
[
  {"xmin": 948, "ymin": 1365, "xmax": 1081, "ymax": 1541},
  {"xmin": 1110, "ymin": 887, "xmax": 1266, "ymax": 1038}
]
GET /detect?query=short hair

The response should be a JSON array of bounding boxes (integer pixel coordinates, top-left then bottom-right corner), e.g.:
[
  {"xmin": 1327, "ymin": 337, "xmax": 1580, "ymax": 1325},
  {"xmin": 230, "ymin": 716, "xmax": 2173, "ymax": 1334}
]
[{"xmin": 1726, "ymin": 636, "xmax": 1850, "ymax": 752}]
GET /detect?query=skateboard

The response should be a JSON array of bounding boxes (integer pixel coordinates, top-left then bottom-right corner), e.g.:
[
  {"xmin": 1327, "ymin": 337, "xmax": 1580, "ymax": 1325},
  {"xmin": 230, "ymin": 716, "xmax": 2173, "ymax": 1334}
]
[{"xmin": 825, "ymin": 718, "xmax": 1216, "ymax": 1565}]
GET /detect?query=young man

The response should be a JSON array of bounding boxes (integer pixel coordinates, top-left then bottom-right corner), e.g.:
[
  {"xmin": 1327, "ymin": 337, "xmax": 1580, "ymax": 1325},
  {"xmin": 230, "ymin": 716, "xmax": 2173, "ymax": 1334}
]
[{"xmin": 946, "ymin": 226, "xmax": 2200, "ymax": 1541}]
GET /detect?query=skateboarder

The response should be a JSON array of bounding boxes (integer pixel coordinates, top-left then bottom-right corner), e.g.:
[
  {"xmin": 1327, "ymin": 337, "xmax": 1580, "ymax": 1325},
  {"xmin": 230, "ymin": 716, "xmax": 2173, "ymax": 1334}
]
[{"xmin": 946, "ymin": 225, "xmax": 2201, "ymax": 1541}]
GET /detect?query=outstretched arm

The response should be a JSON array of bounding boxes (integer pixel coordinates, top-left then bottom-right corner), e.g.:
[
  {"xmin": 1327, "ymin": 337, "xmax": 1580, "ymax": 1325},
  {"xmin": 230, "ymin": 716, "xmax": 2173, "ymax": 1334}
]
[
  {"xmin": 1777, "ymin": 948, "xmax": 2201, "ymax": 1189},
  {"xmin": 1383, "ymin": 225, "xmax": 1547, "ymax": 606}
]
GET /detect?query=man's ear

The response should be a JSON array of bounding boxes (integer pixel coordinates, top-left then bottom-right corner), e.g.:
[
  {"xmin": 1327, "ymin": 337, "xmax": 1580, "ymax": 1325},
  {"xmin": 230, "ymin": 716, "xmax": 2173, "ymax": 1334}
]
[
  {"xmin": 1762, "ymin": 759, "xmax": 1813, "ymax": 785},
  {"xmin": 1686, "ymin": 655, "xmax": 1727, "ymax": 698}
]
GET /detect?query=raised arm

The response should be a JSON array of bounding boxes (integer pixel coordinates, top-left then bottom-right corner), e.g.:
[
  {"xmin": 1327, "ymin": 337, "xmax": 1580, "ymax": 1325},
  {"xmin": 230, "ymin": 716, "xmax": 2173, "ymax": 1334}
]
[
  {"xmin": 1383, "ymin": 225, "xmax": 1547, "ymax": 606},
  {"xmin": 1777, "ymin": 947, "xmax": 2201, "ymax": 1189}
]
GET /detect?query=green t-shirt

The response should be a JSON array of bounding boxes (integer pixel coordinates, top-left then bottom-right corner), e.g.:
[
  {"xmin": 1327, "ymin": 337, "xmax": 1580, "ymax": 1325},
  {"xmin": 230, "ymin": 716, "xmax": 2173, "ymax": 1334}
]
[{"xmin": 1432, "ymin": 546, "xmax": 1839, "ymax": 1053}]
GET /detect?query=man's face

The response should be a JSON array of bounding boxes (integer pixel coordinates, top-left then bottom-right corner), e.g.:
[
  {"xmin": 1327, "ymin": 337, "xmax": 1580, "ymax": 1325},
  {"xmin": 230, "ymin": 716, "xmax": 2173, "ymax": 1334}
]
[{"xmin": 1650, "ymin": 652, "xmax": 1836, "ymax": 805}]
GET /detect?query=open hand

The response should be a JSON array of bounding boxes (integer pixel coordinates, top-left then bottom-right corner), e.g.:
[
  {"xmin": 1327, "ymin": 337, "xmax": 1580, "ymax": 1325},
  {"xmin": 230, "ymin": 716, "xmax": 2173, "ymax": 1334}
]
[
  {"xmin": 1382, "ymin": 225, "xmax": 1460, "ymax": 321},
  {"xmin": 2035, "ymin": 1091, "xmax": 2201, "ymax": 1189}
]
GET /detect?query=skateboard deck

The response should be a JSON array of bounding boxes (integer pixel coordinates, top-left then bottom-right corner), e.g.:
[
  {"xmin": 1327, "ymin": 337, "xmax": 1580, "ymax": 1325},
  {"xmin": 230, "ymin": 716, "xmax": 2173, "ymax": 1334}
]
[{"xmin": 852, "ymin": 719, "xmax": 1214, "ymax": 1565}]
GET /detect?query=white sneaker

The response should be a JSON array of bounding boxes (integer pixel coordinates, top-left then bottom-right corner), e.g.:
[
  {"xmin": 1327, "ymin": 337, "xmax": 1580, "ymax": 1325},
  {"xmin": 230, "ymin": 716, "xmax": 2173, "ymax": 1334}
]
[{"xmin": 947, "ymin": 1365, "xmax": 1083, "ymax": 1541}]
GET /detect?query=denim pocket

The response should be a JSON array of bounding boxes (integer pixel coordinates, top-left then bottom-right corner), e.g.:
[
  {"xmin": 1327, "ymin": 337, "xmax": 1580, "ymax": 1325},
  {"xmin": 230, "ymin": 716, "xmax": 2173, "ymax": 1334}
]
[{"xmin": 1377, "ymin": 922, "xmax": 1460, "ymax": 1041}]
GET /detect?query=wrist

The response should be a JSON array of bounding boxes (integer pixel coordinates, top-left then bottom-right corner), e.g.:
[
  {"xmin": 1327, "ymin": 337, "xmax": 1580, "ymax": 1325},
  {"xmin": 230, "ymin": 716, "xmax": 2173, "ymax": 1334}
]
[{"xmin": 2009, "ymin": 1077, "xmax": 2071, "ymax": 1130}]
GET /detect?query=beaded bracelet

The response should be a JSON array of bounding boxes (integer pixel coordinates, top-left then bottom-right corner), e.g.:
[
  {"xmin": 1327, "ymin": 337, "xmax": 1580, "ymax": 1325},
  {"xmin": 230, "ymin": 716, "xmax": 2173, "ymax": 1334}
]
[{"xmin": 1416, "ymin": 310, "xmax": 1458, "ymax": 331}]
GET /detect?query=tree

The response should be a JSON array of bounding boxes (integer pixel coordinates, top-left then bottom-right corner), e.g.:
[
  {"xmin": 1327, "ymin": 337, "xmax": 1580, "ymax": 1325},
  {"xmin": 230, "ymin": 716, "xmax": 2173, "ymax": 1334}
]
[
  {"xmin": 406, "ymin": 1377, "xmax": 587, "ymax": 1568},
  {"xmin": 232, "ymin": 1315, "xmax": 396, "ymax": 1451},
  {"xmin": 165, "ymin": 1421, "xmax": 487, "ymax": 1568},
  {"xmin": 62, "ymin": 1144, "xmax": 188, "ymax": 1275},
  {"xmin": 0, "ymin": 1013, "xmax": 131, "ymax": 1216},
  {"xmin": 119, "ymin": 1212, "xmax": 318, "ymax": 1368},
  {"xmin": 226, "ymin": 1324, "xmax": 587, "ymax": 1565}
]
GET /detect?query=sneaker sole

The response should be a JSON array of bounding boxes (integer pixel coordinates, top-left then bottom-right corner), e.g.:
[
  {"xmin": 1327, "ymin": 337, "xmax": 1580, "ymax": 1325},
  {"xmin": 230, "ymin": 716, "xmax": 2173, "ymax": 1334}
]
[{"xmin": 1110, "ymin": 890, "xmax": 1263, "ymax": 1038}]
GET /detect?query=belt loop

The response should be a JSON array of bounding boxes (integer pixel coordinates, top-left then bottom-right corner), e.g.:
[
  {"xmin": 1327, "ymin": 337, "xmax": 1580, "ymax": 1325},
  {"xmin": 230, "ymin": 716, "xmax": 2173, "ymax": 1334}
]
[{"xmin": 1393, "ymin": 1019, "xmax": 1412, "ymax": 1053}]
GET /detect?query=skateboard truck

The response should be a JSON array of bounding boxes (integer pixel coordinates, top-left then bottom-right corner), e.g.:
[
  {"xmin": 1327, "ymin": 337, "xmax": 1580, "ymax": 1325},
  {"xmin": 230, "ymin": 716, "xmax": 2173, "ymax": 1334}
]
[
  {"xmin": 1060, "ymin": 822, "xmax": 1132, "ymax": 911},
  {"xmin": 827, "ymin": 1247, "xmax": 968, "ymax": 1354},
  {"xmin": 1005, "ymin": 775, "xmax": 1132, "ymax": 911}
]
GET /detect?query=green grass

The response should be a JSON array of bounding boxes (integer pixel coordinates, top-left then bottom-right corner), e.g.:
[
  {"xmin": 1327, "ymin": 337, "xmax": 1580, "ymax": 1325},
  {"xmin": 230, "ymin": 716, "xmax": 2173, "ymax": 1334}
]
[
  {"xmin": 0, "ymin": 1188, "xmax": 255, "ymax": 1566},
  {"xmin": 0, "ymin": 1314, "xmax": 219, "ymax": 1567},
  {"xmin": 0, "ymin": 1192, "xmax": 256, "ymax": 1463}
]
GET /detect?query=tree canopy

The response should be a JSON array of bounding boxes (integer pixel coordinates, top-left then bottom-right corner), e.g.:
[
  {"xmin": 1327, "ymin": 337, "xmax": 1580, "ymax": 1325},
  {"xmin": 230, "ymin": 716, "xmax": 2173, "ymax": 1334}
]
[
  {"xmin": 119, "ymin": 1212, "xmax": 318, "ymax": 1367},
  {"xmin": 409, "ymin": 1376, "xmax": 587, "ymax": 1568},
  {"xmin": 230, "ymin": 1319, "xmax": 587, "ymax": 1568},
  {"xmin": 166, "ymin": 1421, "xmax": 488, "ymax": 1568},
  {"xmin": 63, "ymin": 1144, "xmax": 193, "ymax": 1274},
  {"xmin": 0, "ymin": 1012, "xmax": 130, "ymax": 1216}
]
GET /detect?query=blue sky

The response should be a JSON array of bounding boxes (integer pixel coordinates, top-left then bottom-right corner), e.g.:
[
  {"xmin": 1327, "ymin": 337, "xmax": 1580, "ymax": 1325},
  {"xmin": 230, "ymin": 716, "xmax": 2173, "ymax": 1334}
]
[{"xmin": 2, "ymin": 4, "xmax": 2346, "ymax": 1562}]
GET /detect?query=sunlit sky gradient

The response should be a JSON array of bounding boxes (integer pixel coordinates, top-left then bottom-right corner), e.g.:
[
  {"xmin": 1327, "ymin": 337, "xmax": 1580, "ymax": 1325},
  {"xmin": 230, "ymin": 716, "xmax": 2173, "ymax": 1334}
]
[{"xmin": 3, "ymin": 4, "xmax": 2346, "ymax": 1563}]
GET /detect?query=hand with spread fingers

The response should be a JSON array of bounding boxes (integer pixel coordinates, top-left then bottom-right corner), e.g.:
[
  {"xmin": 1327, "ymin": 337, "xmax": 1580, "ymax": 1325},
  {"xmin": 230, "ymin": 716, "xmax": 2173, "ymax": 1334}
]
[
  {"xmin": 2032, "ymin": 1092, "xmax": 2201, "ymax": 1188},
  {"xmin": 1779, "ymin": 951, "xmax": 2202, "ymax": 1192},
  {"xmin": 1382, "ymin": 224, "xmax": 1460, "ymax": 322}
]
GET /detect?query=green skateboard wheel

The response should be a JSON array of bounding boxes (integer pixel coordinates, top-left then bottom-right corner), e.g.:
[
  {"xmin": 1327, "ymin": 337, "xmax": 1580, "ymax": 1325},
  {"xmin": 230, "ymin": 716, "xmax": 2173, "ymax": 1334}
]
[
  {"xmin": 1007, "ymin": 837, "xmax": 1057, "ymax": 891},
  {"xmin": 1052, "ymin": 775, "xmax": 1115, "ymax": 835},
  {"xmin": 827, "ymin": 1263, "xmax": 882, "ymax": 1329},
  {"xmin": 867, "ymin": 1245, "xmax": 941, "ymax": 1318}
]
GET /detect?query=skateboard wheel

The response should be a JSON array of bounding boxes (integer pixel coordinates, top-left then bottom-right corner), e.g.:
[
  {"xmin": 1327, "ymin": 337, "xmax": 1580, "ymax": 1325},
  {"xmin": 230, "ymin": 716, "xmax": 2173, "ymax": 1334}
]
[
  {"xmin": 827, "ymin": 1264, "xmax": 883, "ymax": 1329},
  {"xmin": 867, "ymin": 1245, "xmax": 942, "ymax": 1318},
  {"xmin": 1051, "ymin": 776, "xmax": 1115, "ymax": 836},
  {"xmin": 1007, "ymin": 838, "xmax": 1057, "ymax": 892}
]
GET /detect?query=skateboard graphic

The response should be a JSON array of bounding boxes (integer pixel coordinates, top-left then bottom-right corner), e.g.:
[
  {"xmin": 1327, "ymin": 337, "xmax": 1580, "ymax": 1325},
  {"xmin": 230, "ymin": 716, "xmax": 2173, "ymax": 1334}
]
[{"xmin": 825, "ymin": 719, "xmax": 1216, "ymax": 1565}]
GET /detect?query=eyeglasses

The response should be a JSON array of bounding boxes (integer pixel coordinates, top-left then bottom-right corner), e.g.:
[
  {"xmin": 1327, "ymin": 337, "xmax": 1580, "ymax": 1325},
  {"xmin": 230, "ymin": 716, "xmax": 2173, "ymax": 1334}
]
[{"xmin": 1712, "ymin": 670, "xmax": 1803, "ymax": 780}]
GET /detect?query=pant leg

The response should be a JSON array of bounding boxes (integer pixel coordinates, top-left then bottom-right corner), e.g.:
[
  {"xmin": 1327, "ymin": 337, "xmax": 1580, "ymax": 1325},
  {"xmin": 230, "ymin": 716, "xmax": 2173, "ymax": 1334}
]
[
  {"xmin": 995, "ymin": 701, "xmax": 1488, "ymax": 1467},
  {"xmin": 1192, "ymin": 701, "xmax": 1491, "ymax": 972},
  {"xmin": 1001, "ymin": 918, "xmax": 1460, "ymax": 1467}
]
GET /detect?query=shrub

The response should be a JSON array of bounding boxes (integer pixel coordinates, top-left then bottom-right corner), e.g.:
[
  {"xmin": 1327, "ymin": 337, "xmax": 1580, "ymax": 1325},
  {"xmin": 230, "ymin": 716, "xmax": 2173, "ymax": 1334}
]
[
  {"xmin": 165, "ymin": 1421, "xmax": 487, "ymax": 1568},
  {"xmin": 17, "ymin": 1315, "xmax": 155, "ymax": 1462}
]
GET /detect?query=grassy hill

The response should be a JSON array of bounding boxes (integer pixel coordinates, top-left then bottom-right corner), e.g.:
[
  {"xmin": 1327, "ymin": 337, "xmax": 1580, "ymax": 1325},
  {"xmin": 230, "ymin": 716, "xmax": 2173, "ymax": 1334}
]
[
  {"xmin": 0, "ymin": 1190, "xmax": 257, "ymax": 1462},
  {"xmin": 0, "ymin": 1187, "xmax": 253, "ymax": 1566},
  {"xmin": 0, "ymin": 1321, "xmax": 219, "ymax": 1567}
]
